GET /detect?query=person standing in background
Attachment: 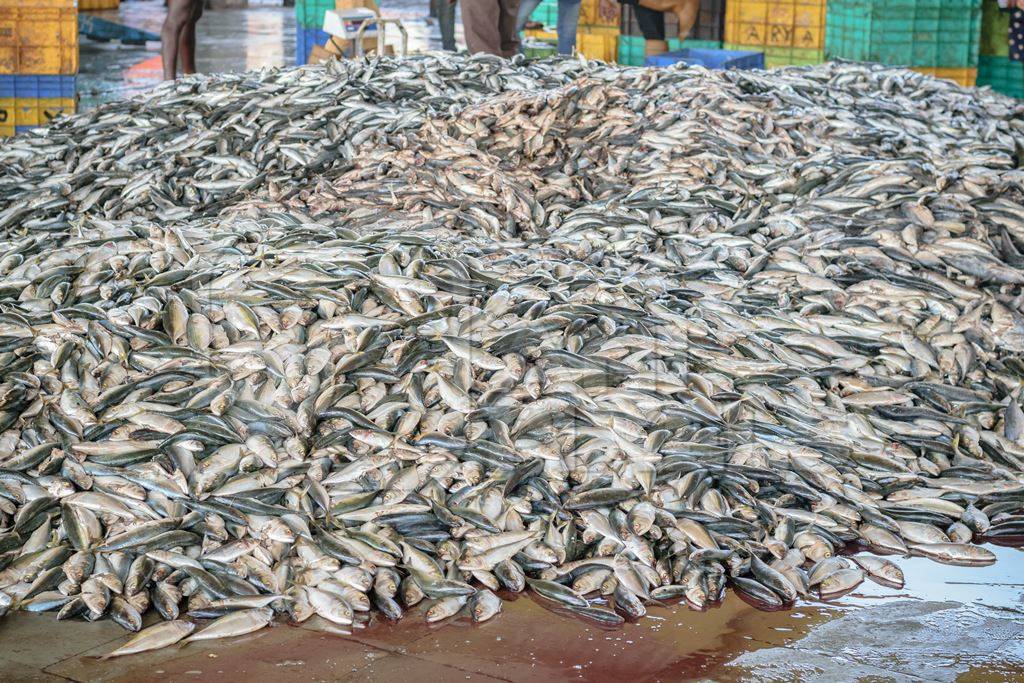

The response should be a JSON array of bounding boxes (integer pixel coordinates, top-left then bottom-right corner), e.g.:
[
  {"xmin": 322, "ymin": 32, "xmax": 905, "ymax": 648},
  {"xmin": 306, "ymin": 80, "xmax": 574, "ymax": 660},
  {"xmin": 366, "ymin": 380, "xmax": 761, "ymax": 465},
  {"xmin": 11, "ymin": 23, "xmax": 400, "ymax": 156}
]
[
  {"xmin": 1004, "ymin": 0, "xmax": 1024, "ymax": 62},
  {"xmin": 515, "ymin": 0, "xmax": 581, "ymax": 56},
  {"xmin": 161, "ymin": 0, "xmax": 204, "ymax": 80},
  {"xmin": 462, "ymin": 0, "xmax": 520, "ymax": 56},
  {"xmin": 632, "ymin": 5, "xmax": 668, "ymax": 57},
  {"xmin": 618, "ymin": 0, "xmax": 699, "ymax": 57},
  {"xmin": 437, "ymin": 0, "xmax": 458, "ymax": 51}
]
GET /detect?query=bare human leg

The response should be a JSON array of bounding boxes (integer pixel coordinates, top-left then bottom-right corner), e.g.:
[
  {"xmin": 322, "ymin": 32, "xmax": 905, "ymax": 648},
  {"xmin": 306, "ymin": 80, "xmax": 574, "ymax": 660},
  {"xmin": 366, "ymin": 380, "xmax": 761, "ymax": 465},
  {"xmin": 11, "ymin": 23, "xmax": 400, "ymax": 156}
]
[
  {"xmin": 179, "ymin": 0, "xmax": 203, "ymax": 75},
  {"xmin": 674, "ymin": 0, "xmax": 698, "ymax": 41},
  {"xmin": 637, "ymin": 0, "xmax": 699, "ymax": 42},
  {"xmin": 161, "ymin": 0, "xmax": 194, "ymax": 80}
]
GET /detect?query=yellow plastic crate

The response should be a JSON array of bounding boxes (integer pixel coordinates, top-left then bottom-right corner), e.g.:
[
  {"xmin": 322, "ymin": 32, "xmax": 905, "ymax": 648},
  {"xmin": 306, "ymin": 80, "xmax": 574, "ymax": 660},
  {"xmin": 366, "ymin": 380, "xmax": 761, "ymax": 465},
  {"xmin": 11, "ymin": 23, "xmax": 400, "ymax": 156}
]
[
  {"xmin": 0, "ymin": 94, "xmax": 72, "ymax": 135},
  {"xmin": 0, "ymin": 0, "xmax": 78, "ymax": 74},
  {"xmin": 524, "ymin": 28, "xmax": 557, "ymax": 42},
  {"xmin": 0, "ymin": 95, "xmax": 12, "ymax": 135},
  {"xmin": 725, "ymin": 0, "xmax": 825, "ymax": 50},
  {"xmin": 578, "ymin": 25, "xmax": 620, "ymax": 38},
  {"xmin": 722, "ymin": 42, "xmax": 824, "ymax": 68},
  {"xmin": 764, "ymin": 52, "xmax": 824, "ymax": 68},
  {"xmin": 78, "ymin": 0, "xmax": 120, "ymax": 9},
  {"xmin": 576, "ymin": 31, "xmax": 616, "ymax": 61},
  {"xmin": 580, "ymin": 0, "xmax": 619, "ymax": 28},
  {"xmin": 911, "ymin": 66, "xmax": 977, "ymax": 87},
  {"xmin": 12, "ymin": 95, "xmax": 73, "ymax": 126}
]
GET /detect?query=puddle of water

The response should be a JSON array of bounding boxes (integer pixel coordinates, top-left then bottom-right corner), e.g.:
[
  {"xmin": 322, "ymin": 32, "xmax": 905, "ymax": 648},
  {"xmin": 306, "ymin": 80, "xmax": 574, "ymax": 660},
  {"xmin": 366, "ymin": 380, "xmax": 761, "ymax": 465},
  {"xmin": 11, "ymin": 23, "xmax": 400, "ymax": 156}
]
[{"xmin": 841, "ymin": 544, "xmax": 1024, "ymax": 610}]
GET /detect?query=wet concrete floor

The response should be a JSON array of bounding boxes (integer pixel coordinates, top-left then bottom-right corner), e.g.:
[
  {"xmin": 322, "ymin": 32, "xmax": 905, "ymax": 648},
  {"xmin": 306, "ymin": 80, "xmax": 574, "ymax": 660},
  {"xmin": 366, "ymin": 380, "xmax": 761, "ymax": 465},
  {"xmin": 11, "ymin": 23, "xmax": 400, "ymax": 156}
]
[
  {"xmin": 77, "ymin": 0, "xmax": 461, "ymax": 110},
  {"xmin": 1, "ymin": 544, "xmax": 1021, "ymax": 682}
]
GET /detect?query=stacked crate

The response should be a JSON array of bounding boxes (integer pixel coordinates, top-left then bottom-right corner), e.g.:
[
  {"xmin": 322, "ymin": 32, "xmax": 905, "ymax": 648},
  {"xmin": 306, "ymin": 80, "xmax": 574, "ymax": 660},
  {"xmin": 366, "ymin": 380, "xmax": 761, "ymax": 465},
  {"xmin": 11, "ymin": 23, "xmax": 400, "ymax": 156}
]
[
  {"xmin": 295, "ymin": 0, "xmax": 334, "ymax": 65},
  {"xmin": 523, "ymin": 42, "xmax": 558, "ymax": 58},
  {"xmin": 528, "ymin": 0, "xmax": 559, "ymax": 28},
  {"xmin": 522, "ymin": 1, "xmax": 558, "ymax": 59},
  {"xmin": 723, "ymin": 0, "xmax": 826, "ymax": 67},
  {"xmin": 826, "ymin": 0, "xmax": 982, "ymax": 86},
  {"xmin": 620, "ymin": 0, "xmax": 724, "ymax": 42},
  {"xmin": 618, "ymin": 35, "xmax": 723, "ymax": 66},
  {"xmin": 979, "ymin": 0, "xmax": 1008, "ymax": 57},
  {"xmin": 0, "ymin": 0, "xmax": 77, "ymax": 136},
  {"xmin": 523, "ymin": 0, "xmax": 558, "ymax": 56},
  {"xmin": 523, "ymin": 27, "xmax": 558, "ymax": 45},
  {"xmin": 78, "ymin": 0, "xmax": 119, "ymax": 10},
  {"xmin": 978, "ymin": 0, "xmax": 1023, "ymax": 97},
  {"xmin": 577, "ymin": 0, "xmax": 619, "ymax": 62},
  {"xmin": 618, "ymin": 0, "xmax": 724, "ymax": 65},
  {"xmin": 527, "ymin": 0, "xmax": 618, "ymax": 61}
]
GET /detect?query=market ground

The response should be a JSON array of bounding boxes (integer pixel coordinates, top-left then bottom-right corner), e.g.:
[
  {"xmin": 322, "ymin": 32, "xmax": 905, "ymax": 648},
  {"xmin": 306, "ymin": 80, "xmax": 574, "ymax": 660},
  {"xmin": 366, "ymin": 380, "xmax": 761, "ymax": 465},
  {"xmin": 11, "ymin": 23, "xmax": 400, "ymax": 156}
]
[
  {"xmin": 54, "ymin": 3, "xmax": 1024, "ymax": 680},
  {"xmin": 1, "ymin": 545, "xmax": 1022, "ymax": 682}
]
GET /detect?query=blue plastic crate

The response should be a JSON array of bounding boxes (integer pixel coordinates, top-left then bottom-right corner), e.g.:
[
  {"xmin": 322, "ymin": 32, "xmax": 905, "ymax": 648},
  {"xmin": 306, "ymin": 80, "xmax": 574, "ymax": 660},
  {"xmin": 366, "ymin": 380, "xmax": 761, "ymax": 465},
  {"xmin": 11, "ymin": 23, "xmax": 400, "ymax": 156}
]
[
  {"xmin": 645, "ymin": 47, "xmax": 764, "ymax": 69},
  {"xmin": 295, "ymin": 26, "xmax": 330, "ymax": 65},
  {"xmin": 529, "ymin": 0, "xmax": 558, "ymax": 27},
  {"xmin": 10, "ymin": 75, "xmax": 76, "ymax": 99},
  {"xmin": 296, "ymin": 0, "xmax": 336, "ymax": 28}
]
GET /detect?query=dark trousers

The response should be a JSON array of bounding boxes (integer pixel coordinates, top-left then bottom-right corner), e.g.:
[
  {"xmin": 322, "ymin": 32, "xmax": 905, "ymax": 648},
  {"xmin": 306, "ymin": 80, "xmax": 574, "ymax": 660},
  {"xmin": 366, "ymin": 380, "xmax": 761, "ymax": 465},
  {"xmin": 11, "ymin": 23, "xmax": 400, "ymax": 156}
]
[
  {"xmin": 437, "ymin": 0, "xmax": 457, "ymax": 51},
  {"xmin": 636, "ymin": 6, "xmax": 665, "ymax": 41},
  {"xmin": 462, "ymin": 0, "xmax": 520, "ymax": 56}
]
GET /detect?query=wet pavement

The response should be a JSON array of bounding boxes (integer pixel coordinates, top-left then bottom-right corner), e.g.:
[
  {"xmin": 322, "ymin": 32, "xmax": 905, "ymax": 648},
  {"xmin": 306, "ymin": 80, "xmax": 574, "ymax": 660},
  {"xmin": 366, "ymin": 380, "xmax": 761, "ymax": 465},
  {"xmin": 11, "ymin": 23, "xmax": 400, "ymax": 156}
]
[
  {"xmin": 1, "ymin": 544, "xmax": 1020, "ymax": 682},
  {"xmin": 77, "ymin": 0, "xmax": 460, "ymax": 110}
]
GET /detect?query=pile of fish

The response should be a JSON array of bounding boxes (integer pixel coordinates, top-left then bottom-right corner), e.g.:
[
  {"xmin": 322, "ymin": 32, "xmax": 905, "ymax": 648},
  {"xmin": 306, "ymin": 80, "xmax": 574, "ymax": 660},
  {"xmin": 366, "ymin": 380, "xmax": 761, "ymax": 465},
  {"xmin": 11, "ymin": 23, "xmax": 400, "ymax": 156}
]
[{"xmin": 1, "ymin": 54, "xmax": 1023, "ymax": 656}]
